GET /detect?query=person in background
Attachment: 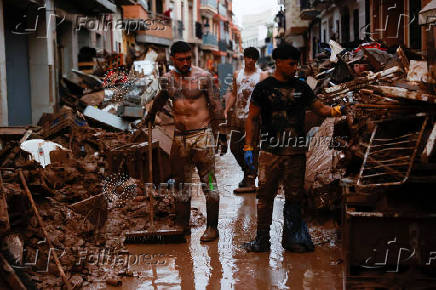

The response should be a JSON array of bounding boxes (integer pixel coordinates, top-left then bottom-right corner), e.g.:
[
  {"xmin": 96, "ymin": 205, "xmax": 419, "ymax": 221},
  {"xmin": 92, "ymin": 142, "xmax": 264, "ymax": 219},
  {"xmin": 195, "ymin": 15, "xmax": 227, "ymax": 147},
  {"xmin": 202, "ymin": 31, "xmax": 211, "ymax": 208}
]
[{"xmin": 224, "ymin": 47, "xmax": 268, "ymax": 192}]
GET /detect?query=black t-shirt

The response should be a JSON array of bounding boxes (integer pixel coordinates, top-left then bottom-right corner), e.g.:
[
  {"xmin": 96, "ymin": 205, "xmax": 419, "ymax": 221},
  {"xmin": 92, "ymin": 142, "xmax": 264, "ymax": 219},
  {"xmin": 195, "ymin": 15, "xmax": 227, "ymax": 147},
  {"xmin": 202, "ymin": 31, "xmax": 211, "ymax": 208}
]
[{"xmin": 250, "ymin": 76, "xmax": 317, "ymax": 155}]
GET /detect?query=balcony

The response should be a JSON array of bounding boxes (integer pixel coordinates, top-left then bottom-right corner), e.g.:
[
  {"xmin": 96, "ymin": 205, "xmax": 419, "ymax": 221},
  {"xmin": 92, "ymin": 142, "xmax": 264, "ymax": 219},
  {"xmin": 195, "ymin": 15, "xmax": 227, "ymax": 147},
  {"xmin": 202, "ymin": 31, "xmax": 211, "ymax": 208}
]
[
  {"xmin": 122, "ymin": 4, "xmax": 148, "ymax": 19},
  {"xmin": 200, "ymin": 0, "xmax": 217, "ymax": 16},
  {"xmin": 123, "ymin": 4, "xmax": 173, "ymax": 41},
  {"xmin": 218, "ymin": 40, "xmax": 227, "ymax": 52},
  {"xmin": 145, "ymin": 14, "xmax": 173, "ymax": 40},
  {"xmin": 202, "ymin": 33, "xmax": 218, "ymax": 50},
  {"xmin": 300, "ymin": 8, "xmax": 320, "ymax": 20},
  {"xmin": 218, "ymin": 3, "xmax": 227, "ymax": 17},
  {"xmin": 57, "ymin": 0, "xmax": 117, "ymax": 13},
  {"xmin": 124, "ymin": 10, "xmax": 173, "ymax": 45},
  {"xmin": 311, "ymin": 0, "xmax": 332, "ymax": 10},
  {"xmin": 299, "ymin": 0, "xmax": 320, "ymax": 20}
]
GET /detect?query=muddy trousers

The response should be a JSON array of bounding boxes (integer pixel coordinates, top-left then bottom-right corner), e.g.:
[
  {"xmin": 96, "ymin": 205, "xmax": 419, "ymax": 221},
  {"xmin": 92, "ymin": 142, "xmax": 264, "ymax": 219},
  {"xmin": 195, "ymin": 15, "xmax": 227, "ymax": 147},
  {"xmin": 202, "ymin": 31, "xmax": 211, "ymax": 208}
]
[
  {"xmin": 170, "ymin": 129, "xmax": 220, "ymax": 230},
  {"xmin": 256, "ymin": 151, "xmax": 313, "ymax": 247},
  {"xmin": 229, "ymin": 121, "xmax": 259, "ymax": 178}
]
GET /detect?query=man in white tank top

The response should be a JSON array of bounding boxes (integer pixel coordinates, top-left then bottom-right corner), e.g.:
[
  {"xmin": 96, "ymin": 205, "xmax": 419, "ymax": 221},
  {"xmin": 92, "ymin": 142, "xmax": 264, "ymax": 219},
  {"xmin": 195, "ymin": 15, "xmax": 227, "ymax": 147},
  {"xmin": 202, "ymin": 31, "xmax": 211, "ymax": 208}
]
[{"xmin": 224, "ymin": 47, "xmax": 268, "ymax": 192}]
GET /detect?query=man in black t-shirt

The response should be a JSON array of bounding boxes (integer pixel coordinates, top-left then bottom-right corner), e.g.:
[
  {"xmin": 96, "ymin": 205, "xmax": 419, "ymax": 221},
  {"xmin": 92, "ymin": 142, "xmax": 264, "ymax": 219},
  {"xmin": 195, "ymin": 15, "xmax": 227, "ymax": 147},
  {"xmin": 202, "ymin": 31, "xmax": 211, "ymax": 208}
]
[{"xmin": 243, "ymin": 43, "xmax": 345, "ymax": 252}]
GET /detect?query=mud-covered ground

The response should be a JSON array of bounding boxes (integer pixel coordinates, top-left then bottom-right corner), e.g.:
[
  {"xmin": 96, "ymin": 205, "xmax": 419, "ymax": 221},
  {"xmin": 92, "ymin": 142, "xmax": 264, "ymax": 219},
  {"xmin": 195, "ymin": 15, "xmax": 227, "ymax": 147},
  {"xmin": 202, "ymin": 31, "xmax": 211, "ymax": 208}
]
[{"xmin": 101, "ymin": 153, "xmax": 344, "ymax": 290}]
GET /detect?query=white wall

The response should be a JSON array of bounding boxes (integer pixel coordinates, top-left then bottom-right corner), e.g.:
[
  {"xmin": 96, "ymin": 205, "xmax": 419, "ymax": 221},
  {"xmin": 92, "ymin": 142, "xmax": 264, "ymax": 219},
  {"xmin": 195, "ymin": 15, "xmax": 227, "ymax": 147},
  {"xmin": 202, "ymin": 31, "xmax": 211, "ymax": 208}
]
[
  {"xmin": 319, "ymin": 0, "xmax": 366, "ymax": 43},
  {"xmin": 28, "ymin": 0, "xmax": 56, "ymax": 124}
]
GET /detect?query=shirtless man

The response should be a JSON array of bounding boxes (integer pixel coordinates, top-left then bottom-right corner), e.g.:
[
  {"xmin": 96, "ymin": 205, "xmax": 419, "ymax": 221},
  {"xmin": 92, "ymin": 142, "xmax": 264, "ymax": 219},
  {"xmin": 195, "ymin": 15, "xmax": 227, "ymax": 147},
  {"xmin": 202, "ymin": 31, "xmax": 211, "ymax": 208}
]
[
  {"xmin": 224, "ymin": 47, "xmax": 268, "ymax": 192},
  {"xmin": 145, "ymin": 41, "xmax": 226, "ymax": 242}
]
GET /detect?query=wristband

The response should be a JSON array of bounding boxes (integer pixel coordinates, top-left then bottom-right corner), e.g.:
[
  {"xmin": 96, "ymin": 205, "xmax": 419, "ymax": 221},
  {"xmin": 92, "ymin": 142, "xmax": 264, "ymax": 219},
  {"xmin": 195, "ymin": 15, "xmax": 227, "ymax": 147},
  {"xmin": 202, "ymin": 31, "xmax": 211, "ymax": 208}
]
[{"xmin": 244, "ymin": 145, "xmax": 254, "ymax": 151}]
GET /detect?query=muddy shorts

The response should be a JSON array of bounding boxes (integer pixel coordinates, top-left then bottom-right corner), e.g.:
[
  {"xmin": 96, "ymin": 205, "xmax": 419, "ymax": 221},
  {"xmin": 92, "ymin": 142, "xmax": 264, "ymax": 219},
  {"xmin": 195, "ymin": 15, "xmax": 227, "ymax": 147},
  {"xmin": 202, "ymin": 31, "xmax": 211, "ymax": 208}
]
[{"xmin": 170, "ymin": 128, "xmax": 220, "ymax": 226}]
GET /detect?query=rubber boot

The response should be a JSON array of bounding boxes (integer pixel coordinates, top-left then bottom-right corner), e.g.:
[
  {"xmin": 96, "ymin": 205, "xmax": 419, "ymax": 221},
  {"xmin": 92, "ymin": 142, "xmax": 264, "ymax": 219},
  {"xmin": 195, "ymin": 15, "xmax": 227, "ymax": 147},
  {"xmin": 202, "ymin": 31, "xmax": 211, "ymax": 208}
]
[
  {"xmin": 245, "ymin": 174, "xmax": 256, "ymax": 187},
  {"xmin": 243, "ymin": 228, "xmax": 271, "ymax": 252},
  {"xmin": 175, "ymin": 200, "xmax": 191, "ymax": 235},
  {"xmin": 235, "ymin": 173, "xmax": 256, "ymax": 194},
  {"xmin": 282, "ymin": 202, "xmax": 314, "ymax": 252},
  {"xmin": 200, "ymin": 197, "xmax": 219, "ymax": 242},
  {"xmin": 238, "ymin": 174, "xmax": 248, "ymax": 188}
]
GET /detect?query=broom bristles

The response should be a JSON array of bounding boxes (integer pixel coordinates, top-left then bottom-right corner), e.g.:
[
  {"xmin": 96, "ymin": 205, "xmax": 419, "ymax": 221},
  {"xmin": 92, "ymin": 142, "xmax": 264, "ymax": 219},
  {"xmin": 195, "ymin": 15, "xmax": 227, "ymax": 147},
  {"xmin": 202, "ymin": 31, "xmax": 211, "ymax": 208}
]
[{"xmin": 124, "ymin": 230, "xmax": 186, "ymax": 244}]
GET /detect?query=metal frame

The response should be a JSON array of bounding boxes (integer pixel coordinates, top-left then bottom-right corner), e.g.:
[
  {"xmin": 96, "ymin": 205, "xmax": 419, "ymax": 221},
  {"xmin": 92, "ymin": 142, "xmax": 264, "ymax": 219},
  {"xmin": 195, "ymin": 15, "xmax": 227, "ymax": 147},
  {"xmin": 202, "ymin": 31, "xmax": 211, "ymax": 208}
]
[{"xmin": 357, "ymin": 116, "xmax": 429, "ymax": 187}]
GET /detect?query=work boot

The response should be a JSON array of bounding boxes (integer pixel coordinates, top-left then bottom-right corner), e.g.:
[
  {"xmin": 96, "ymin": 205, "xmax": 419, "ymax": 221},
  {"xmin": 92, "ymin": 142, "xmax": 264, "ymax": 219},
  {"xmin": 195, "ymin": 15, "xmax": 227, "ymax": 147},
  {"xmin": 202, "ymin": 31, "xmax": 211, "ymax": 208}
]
[
  {"xmin": 243, "ymin": 229, "xmax": 271, "ymax": 252},
  {"xmin": 282, "ymin": 202, "xmax": 314, "ymax": 253},
  {"xmin": 200, "ymin": 226, "xmax": 218, "ymax": 242}
]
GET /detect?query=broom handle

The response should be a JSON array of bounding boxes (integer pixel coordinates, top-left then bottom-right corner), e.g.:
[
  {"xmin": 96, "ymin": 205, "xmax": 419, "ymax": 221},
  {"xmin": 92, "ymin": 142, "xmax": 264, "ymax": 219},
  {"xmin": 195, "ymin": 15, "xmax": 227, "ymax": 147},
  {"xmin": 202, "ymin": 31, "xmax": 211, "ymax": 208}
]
[{"xmin": 148, "ymin": 121, "xmax": 154, "ymax": 227}]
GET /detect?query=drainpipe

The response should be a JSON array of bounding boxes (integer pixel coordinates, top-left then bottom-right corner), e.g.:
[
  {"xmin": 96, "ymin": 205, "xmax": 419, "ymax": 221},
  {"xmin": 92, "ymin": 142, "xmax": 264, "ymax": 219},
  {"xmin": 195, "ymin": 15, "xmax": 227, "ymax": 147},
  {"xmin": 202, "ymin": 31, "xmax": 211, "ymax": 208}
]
[{"xmin": 0, "ymin": 0, "xmax": 8, "ymax": 125}]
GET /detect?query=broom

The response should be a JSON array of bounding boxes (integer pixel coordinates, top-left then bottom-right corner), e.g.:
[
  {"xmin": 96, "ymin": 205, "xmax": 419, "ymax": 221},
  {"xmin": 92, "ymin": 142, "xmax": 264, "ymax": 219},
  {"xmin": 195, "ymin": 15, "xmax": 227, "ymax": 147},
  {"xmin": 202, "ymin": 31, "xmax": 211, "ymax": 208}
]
[{"xmin": 124, "ymin": 121, "xmax": 185, "ymax": 243}]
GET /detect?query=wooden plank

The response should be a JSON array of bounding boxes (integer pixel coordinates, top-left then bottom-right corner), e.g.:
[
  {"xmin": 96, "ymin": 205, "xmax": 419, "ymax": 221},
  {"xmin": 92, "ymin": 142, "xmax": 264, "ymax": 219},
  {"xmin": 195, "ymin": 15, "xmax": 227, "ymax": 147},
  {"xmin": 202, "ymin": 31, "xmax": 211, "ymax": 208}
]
[
  {"xmin": 0, "ymin": 253, "xmax": 26, "ymax": 290},
  {"xmin": 370, "ymin": 85, "xmax": 436, "ymax": 103},
  {"xmin": 0, "ymin": 127, "xmax": 27, "ymax": 135}
]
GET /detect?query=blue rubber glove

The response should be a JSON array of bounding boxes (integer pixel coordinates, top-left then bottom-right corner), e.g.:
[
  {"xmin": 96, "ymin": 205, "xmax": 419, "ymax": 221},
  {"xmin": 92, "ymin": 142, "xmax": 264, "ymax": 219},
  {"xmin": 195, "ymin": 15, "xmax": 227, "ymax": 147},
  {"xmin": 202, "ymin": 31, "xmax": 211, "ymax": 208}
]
[{"xmin": 244, "ymin": 150, "xmax": 255, "ymax": 171}]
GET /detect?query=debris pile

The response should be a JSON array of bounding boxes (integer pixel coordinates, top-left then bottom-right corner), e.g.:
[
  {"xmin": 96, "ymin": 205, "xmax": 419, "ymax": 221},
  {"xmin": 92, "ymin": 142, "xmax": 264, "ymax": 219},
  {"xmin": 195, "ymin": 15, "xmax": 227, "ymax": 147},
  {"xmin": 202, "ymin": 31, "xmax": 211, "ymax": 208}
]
[
  {"xmin": 304, "ymin": 40, "xmax": 436, "ymax": 286},
  {"xmin": 60, "ymin": 48, "xmax": 162, "ymax": 126},
  {"xmin": 305, "ymin": 41, "xmax": 436, "ymax": 210},
  {"xmin": 0, "ymin": 49, "xmax": 185, "ymax": 289}
]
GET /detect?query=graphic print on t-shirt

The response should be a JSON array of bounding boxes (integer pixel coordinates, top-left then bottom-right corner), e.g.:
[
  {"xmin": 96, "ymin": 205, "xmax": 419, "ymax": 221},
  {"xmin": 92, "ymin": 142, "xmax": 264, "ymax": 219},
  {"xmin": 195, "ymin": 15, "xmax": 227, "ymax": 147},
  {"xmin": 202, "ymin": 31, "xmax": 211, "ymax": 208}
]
[{"xmin": 235, "ymin": 69, "xmax": 261, "ymax": 119}]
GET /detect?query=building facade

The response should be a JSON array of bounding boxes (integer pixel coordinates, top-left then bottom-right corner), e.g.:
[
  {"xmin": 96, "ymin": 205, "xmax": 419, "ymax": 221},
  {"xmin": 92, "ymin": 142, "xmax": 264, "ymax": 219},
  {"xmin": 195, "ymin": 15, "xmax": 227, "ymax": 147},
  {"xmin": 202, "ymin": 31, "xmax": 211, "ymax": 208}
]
[
  {"xmin": 0, "ymin": 0, "xmax": 242, "ymax": 126},
  {"xmin": 287, "ymin": 0, "xmax": 432, "ymax": 62}
]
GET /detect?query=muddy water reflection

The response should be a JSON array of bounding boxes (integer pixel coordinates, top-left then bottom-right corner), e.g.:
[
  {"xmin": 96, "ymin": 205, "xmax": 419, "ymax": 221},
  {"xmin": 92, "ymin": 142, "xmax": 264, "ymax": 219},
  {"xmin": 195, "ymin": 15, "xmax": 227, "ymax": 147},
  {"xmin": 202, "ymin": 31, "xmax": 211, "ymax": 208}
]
[{"xmin": 107, "ymin": 154, "xmax": 342, "ymax": 290}]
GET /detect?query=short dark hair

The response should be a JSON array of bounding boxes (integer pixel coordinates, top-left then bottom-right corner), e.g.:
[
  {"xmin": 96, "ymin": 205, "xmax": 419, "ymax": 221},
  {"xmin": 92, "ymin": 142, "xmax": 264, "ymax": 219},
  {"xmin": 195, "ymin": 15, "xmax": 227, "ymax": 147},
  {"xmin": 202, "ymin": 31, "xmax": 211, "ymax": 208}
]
[
  {"xmin": 244, "ymin": 47, "xmax": 259, "ymax": 60},
  {"xmin": 272, "ymin": 43, "xmax": 300, "ymax": 61},
  {"xmin": 170, "ymin": 41, "xmax": 192, "ymax": 56}
]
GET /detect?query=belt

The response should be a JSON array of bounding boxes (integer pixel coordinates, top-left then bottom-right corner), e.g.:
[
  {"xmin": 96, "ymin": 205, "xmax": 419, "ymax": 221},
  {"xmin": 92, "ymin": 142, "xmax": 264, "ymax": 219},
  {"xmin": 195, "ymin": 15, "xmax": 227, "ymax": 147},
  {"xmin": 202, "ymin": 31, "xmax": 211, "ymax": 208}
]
[{"xmin": 174, "ymin": 127, "xmax": 209, "ymax": 136}]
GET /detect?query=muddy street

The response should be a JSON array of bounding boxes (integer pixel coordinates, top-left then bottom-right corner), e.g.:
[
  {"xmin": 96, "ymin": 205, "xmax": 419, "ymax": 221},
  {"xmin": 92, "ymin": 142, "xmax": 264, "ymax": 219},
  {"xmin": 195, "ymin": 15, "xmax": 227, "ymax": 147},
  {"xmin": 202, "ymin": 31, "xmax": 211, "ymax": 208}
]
[{"xmin": 104, "ymin": 153, "xmax": 343, "ymax": 290}]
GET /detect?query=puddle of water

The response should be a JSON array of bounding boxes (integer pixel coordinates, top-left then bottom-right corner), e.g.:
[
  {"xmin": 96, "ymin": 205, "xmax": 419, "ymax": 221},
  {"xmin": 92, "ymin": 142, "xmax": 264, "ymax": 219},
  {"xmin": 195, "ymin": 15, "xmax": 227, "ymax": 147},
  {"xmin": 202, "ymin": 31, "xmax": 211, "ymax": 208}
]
[{"xmin": 105, "ymin": 154, "xmax": 343, "ymax": 290}]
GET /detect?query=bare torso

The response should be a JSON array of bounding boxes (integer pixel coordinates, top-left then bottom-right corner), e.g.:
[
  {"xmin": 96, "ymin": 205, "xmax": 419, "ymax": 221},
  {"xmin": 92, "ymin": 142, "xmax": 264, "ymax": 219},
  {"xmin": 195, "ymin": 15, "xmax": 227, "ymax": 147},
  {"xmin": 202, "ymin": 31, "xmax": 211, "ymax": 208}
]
[{"xmin": 164, "ymin": 66, "xmax": 213, "ymax": 131}]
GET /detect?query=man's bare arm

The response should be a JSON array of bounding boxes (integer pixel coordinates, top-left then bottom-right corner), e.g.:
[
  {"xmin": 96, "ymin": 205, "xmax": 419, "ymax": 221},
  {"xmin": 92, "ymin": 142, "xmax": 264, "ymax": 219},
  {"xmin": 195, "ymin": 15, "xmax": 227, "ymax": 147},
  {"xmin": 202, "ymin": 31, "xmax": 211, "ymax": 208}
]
[
  {"xmin": 224, "ymin": 71, "xmax": 238, "ymax": 119},
  {"xmin": 311, "ymin": 99, "xmax": 339, "ymax": 117},
  {"xmin": 146, "ymin": 90, "xmax": 170, "ymax": 122},
  {"xmin": 245, "ymin": 103, "xmax": 261, "ymax": 147},
  {"xmin": 206, "ymin": 74, "xmax": 226, "ymax": 133}
]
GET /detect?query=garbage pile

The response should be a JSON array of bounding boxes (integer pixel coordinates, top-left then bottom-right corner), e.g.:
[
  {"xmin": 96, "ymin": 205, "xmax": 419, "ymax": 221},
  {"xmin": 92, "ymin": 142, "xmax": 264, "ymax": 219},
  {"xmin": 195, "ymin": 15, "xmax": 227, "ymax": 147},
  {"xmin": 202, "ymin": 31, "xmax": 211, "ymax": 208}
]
[
  {"xmin": 304, "ymin": 40, "xmax": 436, "ymax": 211},
  {"xmin": 60, "ymin": 48, "xmax": 162, "ymax": 128},
  {"xmin": 0, "ymin": 50, "xmax": 197, "ymax": 289}
]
